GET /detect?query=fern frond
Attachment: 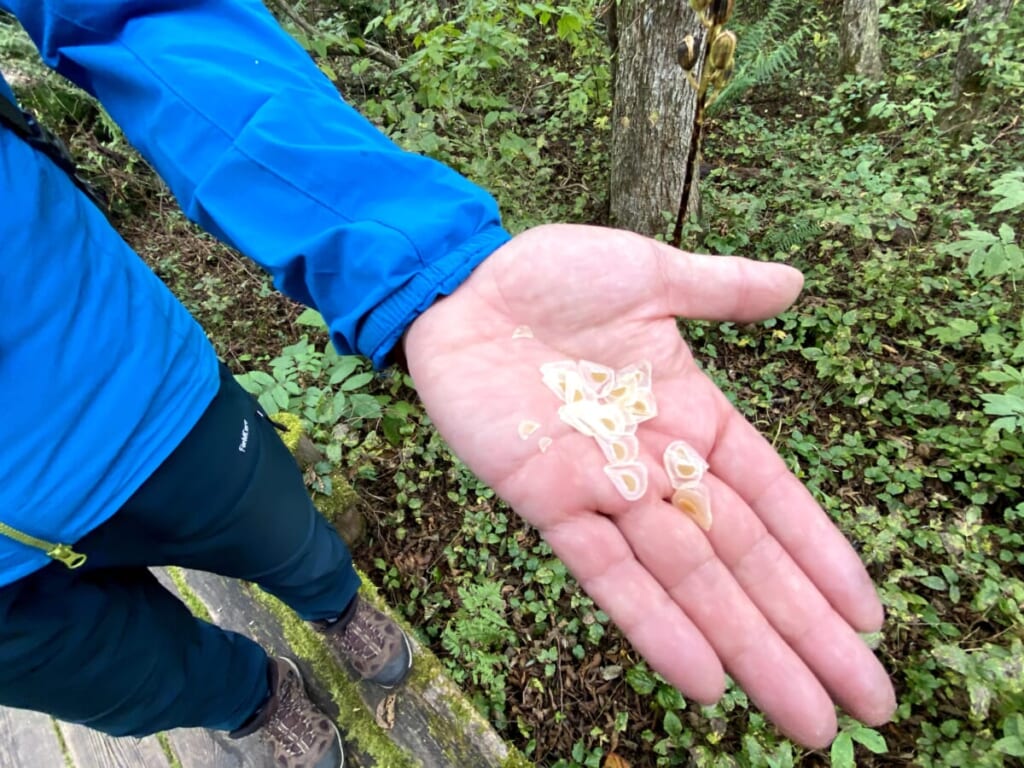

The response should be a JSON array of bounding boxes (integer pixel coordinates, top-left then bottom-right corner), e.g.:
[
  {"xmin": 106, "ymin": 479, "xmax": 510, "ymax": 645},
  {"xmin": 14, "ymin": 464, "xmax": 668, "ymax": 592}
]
[
  {"xmin": 708, "ymin": 0, "xmax": 805, "ymax": 116},
  {"xmin": 762, "ymin": 218, "xmax": 823, "ymax": 253}
]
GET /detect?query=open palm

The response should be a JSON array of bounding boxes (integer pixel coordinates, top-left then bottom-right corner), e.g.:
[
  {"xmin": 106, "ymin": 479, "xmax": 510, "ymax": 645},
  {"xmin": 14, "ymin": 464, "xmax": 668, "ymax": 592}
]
[{"xmin": 403, "ymin": 224, "xmax": 896, "ymax": 748}]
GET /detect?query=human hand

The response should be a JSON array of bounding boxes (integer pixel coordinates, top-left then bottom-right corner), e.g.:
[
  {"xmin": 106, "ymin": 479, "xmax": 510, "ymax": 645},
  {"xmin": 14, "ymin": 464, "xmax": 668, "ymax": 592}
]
[{"xmin": 403, "ymin": 224, "xmax": 896, "ymax": 747}]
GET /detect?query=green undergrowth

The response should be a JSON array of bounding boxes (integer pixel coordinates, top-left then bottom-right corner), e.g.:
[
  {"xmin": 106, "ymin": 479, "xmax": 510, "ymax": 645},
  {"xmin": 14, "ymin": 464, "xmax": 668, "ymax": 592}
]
[{"xmin": 4, "ymin": 0, "xmax": 1024, "ymax": 766}]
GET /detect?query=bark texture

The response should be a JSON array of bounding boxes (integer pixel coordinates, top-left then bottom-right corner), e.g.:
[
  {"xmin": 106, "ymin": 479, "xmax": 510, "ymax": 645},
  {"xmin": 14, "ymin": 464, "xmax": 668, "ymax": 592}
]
[
  {"xmin": 839, "ymin": 0, "xmax": 884, "ymax": 79},
  {"xmin": 952, "ymin": 0, "xmax": 1016, "ymax": 105},
  {"xmin": 610, "ymin": 1, "xmax": 702, "ymax": 238}
]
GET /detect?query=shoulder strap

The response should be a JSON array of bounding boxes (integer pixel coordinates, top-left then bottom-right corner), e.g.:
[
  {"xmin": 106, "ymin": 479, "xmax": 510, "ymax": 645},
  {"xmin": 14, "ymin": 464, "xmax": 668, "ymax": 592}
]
[
  {"xmin": 0, "ymin": 90, "xmax": 34, "ymax": 137},
  {"xmin": 0, "ymin": 91, "xmax": 109, "ymax": 214}
]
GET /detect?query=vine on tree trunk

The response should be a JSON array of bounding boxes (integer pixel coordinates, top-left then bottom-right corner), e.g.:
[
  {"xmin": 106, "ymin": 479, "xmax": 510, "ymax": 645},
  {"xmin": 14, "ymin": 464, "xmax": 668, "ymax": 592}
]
[{"xmin": 670, "ymin": 0, "xmax": 737, "ymax": 248}]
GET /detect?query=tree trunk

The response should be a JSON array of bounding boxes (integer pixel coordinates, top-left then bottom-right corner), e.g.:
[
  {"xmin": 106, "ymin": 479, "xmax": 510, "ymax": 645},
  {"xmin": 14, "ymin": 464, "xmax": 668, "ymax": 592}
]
[
  {"xmin": 951, "ymin": 0, "xmax": 1016, "ymax": 105},
  {"xmin": 609, "ymin": 1, "xmax": 703, "ymax": 238},
  {"xmin": 839, "ymin": 0, "xmax": 883, "ymax": 79}
]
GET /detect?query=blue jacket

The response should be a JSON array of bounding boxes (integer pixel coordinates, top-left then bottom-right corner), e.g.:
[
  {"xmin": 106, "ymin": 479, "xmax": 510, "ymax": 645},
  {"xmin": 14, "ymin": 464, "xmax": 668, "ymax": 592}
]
[{"xmin": 0, "ymin": 1, "xmax": 510, "ymax": 585}]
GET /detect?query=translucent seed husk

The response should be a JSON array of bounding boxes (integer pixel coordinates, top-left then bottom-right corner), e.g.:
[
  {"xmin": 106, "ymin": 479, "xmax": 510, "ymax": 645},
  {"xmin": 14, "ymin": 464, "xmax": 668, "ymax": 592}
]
[{"xmin": 672, "ymin": 483, "xmax": 712, "ymax": 531}]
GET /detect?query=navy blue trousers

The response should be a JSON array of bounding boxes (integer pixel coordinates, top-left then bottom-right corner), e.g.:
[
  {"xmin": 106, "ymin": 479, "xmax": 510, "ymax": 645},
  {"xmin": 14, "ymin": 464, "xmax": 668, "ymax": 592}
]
[{"xmin": 0, "ymin": 364, "xmax": 361, "ymax": 736}]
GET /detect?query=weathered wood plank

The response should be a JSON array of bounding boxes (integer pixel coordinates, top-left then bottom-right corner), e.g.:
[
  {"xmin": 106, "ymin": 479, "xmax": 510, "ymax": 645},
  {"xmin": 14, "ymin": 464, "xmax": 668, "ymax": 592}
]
[
  {"xmin": 154, "ymin": 564, "xmax": 526, "ymax": 766},
  {"xmin": 163, "ymin": 569, "xmax": 378, "ymax": 768},
  {"xmin": 0, "ymin": 706, "xmax": 66, "ymax": 767},
  {"xmin": 57, "ymin": 721, "xmax": 170, "ymax": 768},
  {"xmin": 179, "ymin": 569, "xmax": 521, "ymax": 768},
  {"xmin": 164, "ymin": 727, "xmax": 271, "ymax": 768}
]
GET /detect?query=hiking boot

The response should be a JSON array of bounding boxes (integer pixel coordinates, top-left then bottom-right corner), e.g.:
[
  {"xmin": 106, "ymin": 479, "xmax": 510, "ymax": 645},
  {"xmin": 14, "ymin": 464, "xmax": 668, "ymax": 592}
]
[
  {"xmin": 231, "ymin": 656, "xmax": 344, "ymax": 768},
  {"xmin": 312, "ymin": 595, "xmax": 413, "ymax": 688}
]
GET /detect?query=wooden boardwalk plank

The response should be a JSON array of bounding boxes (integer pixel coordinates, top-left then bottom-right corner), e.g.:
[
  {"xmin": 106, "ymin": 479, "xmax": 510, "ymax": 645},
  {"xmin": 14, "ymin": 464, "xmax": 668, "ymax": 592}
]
[
  {"xmin": 179, "ymin": 569, "xmax": 514, "ymax": 768},
  {"xmin": 164, "ymin": 727, "xmax": 271, "ymax": 768},
  {"xmin": 58, "ymin": 721, "xmax": 170, "ymax": 768},
  {"xmin": 0, "ymin": 706, "xmax": 66, "ymax": 767},
  {"xmin": 154, "ymin": 566, "xmax": 523, "ymax": 767}
]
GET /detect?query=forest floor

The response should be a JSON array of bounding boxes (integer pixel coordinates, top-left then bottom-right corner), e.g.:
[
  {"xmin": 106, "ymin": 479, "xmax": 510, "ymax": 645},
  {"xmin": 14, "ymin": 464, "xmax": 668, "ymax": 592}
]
[
  {"xmin": 111, "ymin": 151, "xmax": 879, "ymax": 768},
  {"xmin": 106, "ymin": 78, "xmax": 1022, "ymax": 768},
  {"xmin": 6, "ymin": 2, "xmax": 1021, "ymax": 766}
]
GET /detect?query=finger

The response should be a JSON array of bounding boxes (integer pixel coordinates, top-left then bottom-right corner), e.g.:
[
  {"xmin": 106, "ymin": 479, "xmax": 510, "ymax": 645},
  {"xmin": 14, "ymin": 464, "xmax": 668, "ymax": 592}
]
[
  {"xmin": 649, "ymin": 240, "xmax": 805, "ymax": 324},
  {"xmin": 709, "ymin": 397, "xmax": 885, "ymax": 633},
  {"xmin": 617, "ymin": 499, "xmax": 839, "ymax": 748},
  {"xmin": 649, "ymin": 376, "xmax": 884, "ymax": 632},
  {"xmin": 699, "ymin": 475, "xmax": 896, "ymax": 726},
  {"xmin": 645, "ymin": 374, "xmax": 894, "ymax": 726},
  {"xmin": 540, "ymin": 513, "xmax": 726, "ymax": 704}
]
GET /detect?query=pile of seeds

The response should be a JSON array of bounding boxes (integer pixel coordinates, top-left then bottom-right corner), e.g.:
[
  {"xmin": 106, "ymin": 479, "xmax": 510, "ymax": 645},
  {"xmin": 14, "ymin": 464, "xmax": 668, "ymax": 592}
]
[{"xmin": 518, "ymin": 355, "xmax": 713, "ymax": 531}]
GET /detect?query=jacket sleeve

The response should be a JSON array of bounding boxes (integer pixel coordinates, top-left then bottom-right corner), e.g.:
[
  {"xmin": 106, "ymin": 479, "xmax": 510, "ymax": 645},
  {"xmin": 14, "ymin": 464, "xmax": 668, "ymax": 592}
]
[{"xmin": 2, "ymin": 0, "xmax": 511, "ymax": 367}]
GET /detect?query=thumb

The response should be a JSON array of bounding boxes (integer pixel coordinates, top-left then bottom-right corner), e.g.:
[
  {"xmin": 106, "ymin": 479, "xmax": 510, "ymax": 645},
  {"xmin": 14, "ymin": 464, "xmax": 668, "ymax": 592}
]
[{"xmin": 651, "ymin": 242, "xmax": 805, "ymax": 323}]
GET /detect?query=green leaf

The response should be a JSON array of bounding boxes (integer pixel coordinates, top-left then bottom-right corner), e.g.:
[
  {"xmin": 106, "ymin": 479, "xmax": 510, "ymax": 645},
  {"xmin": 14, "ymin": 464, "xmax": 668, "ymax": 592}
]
[
  {"xmin": 382, "ymin": 415, "xmax": 404, "ymax": 446},
  {"xmin": 234, "ymin": 373, "xmax": 258, "ymax": 394},
  {"xmin": 341, "ymin": 372, "xmax": 375, "ymax": 391},
  {"xmin": 248, "ymin": 370, "xmax": 276, "ymax": 387},
  {"xmin": 625, "ymin": 664, "xmax": 656, "ymax": 695},
  {"xmin": 981, "ymin": 393, "xmax": 1024, "ymax": 417},
  {"xmin": 766, "ymin": 742, "xmax": 794, "ymax": 768},
  {"xmin": 349, "ymin": 393, "xmax": 383, "ymax": 419},
  {"xmin": 990, "ymin": 175, "xmax": 1024, "ymax": 212},
  {"xmin": 830, "ymin": 732, "xmax": 854, "ymax": 768},
  {"xmin": 980, "ymin": 369, "xmax": 1023, "ymax": 385},
  {"xmin": 310, "ymin": 36, "xmax": 328, "ymax": 58},
  {"xmin": 655, "ymin": 684, "xmax": 686, "ymax": 712},
  {"xmin": 919, "ymin": 575, "xmax": 947, "ymax": 590},
  {"xmin": 663, "ymin": 710, "xmax": 682, "ymax": 739},
  {"xmin": 328, "ymin": 358, "xmax": 362, "ymax": 385},
  {"xmin": 257, "ymin": 392, "xmax": 278, "ymax": 416},
  {"xmin": 961, "ymin": 229, "xmax": 1000, "ymax": 243},
  {"xmin": 742, "ymin": 734, "xmax": 765, "ymax": 764},
  {"xmin": 331, "ymin": 392, "xmax": 348, "ymax": 423},
  {"xmin": 1004, "ymin": 713, "xmax": 1024, "ymax": 739},
  {"xmin": 556, "ymin": 13, "xmax": 582, "ymax": 39},
  {"xmin": 991, "ymin": 195, "xmax": 1024, "ymax": 214},
  {"xmin": 325, "ymin": 442, "xmax": 342, "ymax": 464},
  {"xmin": 926, "ymin": 318, "xmax": 978, "ymax": 344},
  {"xmin": 296, "ymin": 308, "xmax": 327, "ymax": 329},
  {"xmin": 994, "ymin": 736, "xmax": 1024, "ymax": 757},
  {"xmin": 851, "ymin": 726, "xmax": 887, "ymax": 754},
  {"xmin": 271, "ymin": 386, "xmax": 290, "ymax": 410},
  {"xmin": 969, "ymin": 681, "xmax": 993, "ymax": 719}
]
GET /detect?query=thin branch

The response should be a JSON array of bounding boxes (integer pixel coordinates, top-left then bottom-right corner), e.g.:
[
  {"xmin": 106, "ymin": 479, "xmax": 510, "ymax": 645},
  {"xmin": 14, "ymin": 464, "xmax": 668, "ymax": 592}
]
[
  {"xmin": 267, "ymin": 0, "xmax": 403, "ymax": 70},
  {"xmin": 268, "ymin": 0, "xmax": 317, "ymax": 38},
  {"xmin": 671, "ymin": 36, "xmax": 711, "ymax": 248},
  {"xmin": 362, "ymin": 41, "xmax": 403, "ymax": 70}
]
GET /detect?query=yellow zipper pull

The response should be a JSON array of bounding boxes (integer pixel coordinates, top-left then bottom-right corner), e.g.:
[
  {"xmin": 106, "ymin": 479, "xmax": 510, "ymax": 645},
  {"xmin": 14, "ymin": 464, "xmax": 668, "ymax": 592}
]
[{"xmin": 46, "ymin": 543, "xmax": 87, "ymax": 569}]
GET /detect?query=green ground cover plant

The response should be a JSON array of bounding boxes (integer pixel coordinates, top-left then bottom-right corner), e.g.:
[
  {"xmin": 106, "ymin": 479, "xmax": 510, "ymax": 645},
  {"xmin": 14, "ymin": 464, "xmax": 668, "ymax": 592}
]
[{"xmin": 3, "ymin": 0, "xmax": 1021, "ymax": 765}]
